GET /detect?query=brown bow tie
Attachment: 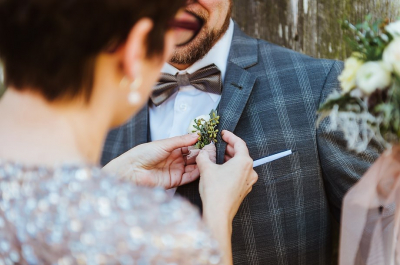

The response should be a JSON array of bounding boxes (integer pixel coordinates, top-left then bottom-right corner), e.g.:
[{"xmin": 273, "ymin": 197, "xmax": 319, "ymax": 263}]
[{"xmin": 151, "ymin": 64, "xmax": 222, "ymax": 106}]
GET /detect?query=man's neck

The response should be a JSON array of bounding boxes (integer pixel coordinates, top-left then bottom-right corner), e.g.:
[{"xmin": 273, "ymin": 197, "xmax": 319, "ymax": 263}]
[{"xmin": 169, "ymin": 62, "xmax": 192, "ymax": 71}]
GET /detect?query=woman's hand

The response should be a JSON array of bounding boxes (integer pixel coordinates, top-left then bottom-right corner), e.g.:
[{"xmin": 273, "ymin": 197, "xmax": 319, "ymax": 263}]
[
  {"xmin": 103, "ymin": 133, "xmax": 215, "ymax": 189},
  {"xmin": 197, "ymin": 130, "xmax": 258, "ymax": 223},
  {"xmin": 196, "ymin": 130, "xmax": 258, "ymax": 265}
]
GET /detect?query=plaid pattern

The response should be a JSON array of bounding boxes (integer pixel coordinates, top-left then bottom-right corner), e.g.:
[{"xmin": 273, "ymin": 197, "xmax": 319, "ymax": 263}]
[{"xmin": 101, "ymin": 23, "xmax": 383, "ymax": 265}]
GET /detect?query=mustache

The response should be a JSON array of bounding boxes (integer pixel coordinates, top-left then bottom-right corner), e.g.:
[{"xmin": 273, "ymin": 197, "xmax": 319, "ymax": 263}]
[
  {"xmin": 184, "ymin": 0, "xmax": 207, "ymax": 21},
  {"xmin": 185, "ymin": 10, "xmax": 205, "ymax": 23}
]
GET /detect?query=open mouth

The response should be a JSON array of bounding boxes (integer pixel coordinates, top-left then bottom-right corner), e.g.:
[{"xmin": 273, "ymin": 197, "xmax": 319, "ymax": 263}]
[{"xmin": 169, "ymin": 11, "xmax": 204, "ymax": 46}]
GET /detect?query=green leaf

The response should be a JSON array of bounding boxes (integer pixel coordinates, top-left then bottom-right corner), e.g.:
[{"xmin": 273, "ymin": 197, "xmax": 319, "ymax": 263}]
[{"xmin": 192, "ymin": 109, "xmax": 220, "ymax": 149}]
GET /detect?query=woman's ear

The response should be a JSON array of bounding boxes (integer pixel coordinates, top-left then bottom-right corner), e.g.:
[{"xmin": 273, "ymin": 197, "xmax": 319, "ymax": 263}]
[{"xmin": 123, "ymin": 18, "xmax": 154, "ymax": 79}]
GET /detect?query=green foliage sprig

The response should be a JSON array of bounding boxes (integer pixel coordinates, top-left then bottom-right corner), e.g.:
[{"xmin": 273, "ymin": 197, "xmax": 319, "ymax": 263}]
[
  {"xmin": 192, "ymin": 110, "xmax": 220, "ymax": 149},
  {"xmin": 342, "ymin": 16, "xmax": 393, "ymax": 61}
]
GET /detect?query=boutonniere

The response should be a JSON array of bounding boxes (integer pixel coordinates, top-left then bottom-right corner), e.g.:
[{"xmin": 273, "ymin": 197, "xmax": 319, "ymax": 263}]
[{"xmin": 187, "ymin": 109, "xmax": 220, "ymax": 149}]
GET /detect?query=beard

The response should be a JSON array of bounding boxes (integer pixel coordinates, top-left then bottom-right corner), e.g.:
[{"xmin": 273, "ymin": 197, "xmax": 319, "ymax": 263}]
[{"xmin": 169, "ymin": 6, "xmax": 232, "ymax": 65}]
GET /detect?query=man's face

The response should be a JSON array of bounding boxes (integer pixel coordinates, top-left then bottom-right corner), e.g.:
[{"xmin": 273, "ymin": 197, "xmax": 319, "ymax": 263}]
[{"xmin": 170, "ymin": 0, "xmax": 232, "ymax": 67}]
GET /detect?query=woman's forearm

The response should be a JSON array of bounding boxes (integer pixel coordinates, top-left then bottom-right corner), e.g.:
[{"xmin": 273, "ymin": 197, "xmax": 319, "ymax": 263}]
[{"xmin": 203, "ymin": 211, "xmax": 233, "ymax": 265}]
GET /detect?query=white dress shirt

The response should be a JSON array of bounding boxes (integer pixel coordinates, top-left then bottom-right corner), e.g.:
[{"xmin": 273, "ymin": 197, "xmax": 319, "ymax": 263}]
[
  {"xmin": 149, "ymin": 19, "xmax": 234, "ymax": 142},
  {"xmin": 150, "ymin": 20, "xmax": 233, "ymax": 195}
]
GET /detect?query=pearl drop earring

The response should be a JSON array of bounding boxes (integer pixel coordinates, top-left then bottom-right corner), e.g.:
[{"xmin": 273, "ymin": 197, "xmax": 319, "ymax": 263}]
[
  {"xmin": 128, "ymin": 77, "xmax": 142, "ymax": 105},
  {"xmin": 119, "ymin": 76, "xmax": 143, "ymax": 105}
]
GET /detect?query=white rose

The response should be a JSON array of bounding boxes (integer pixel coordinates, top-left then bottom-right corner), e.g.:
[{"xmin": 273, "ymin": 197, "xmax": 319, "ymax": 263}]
[
  {"xmin": 386, "ymin": 20, "xmax": 400, "ymax": 38},
  {"xmin": 338, "ymin": 56, "xmax": 364, "ymax": 92},
  {"xmin": 187, "ymin": 115, "xmax": 210, "ymax": 133},
  {"xmin": 383, "ymin": 38, "xmax": 400, "ymax": 75},
  {"xmin": 356, "ymin": 61, "xmax": 392, "ymax": 95}
]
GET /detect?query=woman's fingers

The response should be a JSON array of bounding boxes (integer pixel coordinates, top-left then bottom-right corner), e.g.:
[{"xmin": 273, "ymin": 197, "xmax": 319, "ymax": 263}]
[
  {"xmin": 221, "ymin": 130, "xmax": 249, "ymax": 156},
  {"xmin": 243, "ymin": 172, "xmax": 258, "ymax": 196},
  {"xmin": 156, "ymin": 133, "xmax": 199, "ymax": 152},
  {"xmin": 225, "ymin": 144, "xmax": 235, "ymax": 157},
  {"xmin": 251, "ymin": 171, "xmax": 259, "ymax": 185},
  {"xmin": 180, "ymin": 166, "xmax": 200, "ymax": 186},
  {"xmin": 224, "ymin": 155, "xmax": 233, "ymax": 162},
  {"xmin": 181, "ymin": 146, "xmax": 189, "ymax": 155},
  {"xmin": 184, "ymin": 164, "xmax": 198, "ymax": 173},
  {"xmin": 196, "ymin": 150, "xmax": 215, "ymax": 172}
]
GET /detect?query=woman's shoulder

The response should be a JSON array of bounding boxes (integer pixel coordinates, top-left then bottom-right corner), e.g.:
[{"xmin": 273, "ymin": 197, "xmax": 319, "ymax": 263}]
[{"xmin": 0, "ymin": 161, "xmax": 222, "ymax": 264}]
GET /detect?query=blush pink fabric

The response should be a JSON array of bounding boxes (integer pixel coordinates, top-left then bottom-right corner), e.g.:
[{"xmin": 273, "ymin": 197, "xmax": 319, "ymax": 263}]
[
  {"xmin": 186, "ymin": 143, "xmax": 217, "ymax": 165},
  {"xmin": 340, "ymin": 145, "xmax": 400, "ymax": 265}
]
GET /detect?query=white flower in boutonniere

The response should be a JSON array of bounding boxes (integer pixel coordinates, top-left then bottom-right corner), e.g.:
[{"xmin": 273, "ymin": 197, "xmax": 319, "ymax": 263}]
[
  {"xmin": 187, "ymin": 115, "xmax": 210, "ymax": 134},
  {"xmin": 383, "ymin": 38, "xmax": 400, "ymax": 75},
  {"xmin": 356, "ymin": 61, "xmax": 392, "ymax": 95},
  {"xmin": 385, "ymin": 20, "xmax": 400, "ymax": 38},
  {"xmin": 188, "ymin": 110, "xmax": 220, "ymax": 149},
  {"xmin": 338, "ymin": 55, "xmax": 364, "ymax": 93}
]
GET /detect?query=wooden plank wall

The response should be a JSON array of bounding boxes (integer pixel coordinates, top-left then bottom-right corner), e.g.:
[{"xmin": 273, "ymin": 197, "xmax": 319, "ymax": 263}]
[
  {"xmin": 232, "ymin": 0, "xmax": 400, "ymax": 60},
  {"xmin": 1, "ymin": 0, "xmax": 399, "ymax": 95}
]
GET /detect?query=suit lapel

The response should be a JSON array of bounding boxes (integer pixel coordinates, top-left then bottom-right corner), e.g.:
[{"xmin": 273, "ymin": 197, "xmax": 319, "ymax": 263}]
[
  {"xmin": 177, "ymin": 24, "xmax": 260, "ymax": 212},
  {"xmin": 216, "ymin": 23, "xmax": 259, "ymax": 164}
]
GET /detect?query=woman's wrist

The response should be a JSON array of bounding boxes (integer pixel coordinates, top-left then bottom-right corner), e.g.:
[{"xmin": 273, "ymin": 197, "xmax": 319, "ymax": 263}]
[
  {"xmin": 203, "ymin": 203, "xmax": 234, "ymax": 222},
  {"xmin": 203, "ymin": 209, "xmax": 233, "ymax": 265},
  {"xmin": 203, "ymin": 208, "xmax": 233, "ymax": 235}
]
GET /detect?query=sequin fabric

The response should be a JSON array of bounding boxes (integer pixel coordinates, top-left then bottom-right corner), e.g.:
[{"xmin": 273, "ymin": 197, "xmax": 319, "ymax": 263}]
[{"xmin": 0, "ymin": 161, "xmax": 222, "ymax": 265}]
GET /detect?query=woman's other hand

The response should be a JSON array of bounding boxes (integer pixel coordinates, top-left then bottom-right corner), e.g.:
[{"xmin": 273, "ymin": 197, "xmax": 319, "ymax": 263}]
[
  {"xmin": 103, "ymin": 133, "xmax": 216, "ymax": 189},
  {"xmin": 196, "ymin": 130, "xmax": 258, "ymax": 265},
  {"xmin": 197, "ymin": 130, "xmax": 258, "ymax": 223}
]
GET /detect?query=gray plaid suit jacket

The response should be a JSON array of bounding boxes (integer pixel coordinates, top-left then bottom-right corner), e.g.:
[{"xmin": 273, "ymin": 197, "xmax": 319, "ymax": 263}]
[{"xmin": 101, "ymin": 23, "xmax": 382, "ymax": 265}]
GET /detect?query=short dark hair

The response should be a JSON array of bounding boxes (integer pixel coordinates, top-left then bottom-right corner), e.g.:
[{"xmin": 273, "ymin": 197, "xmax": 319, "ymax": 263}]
[{"xmin": 0, "ymin": 0, "xmax": 185, "ymax": 101}]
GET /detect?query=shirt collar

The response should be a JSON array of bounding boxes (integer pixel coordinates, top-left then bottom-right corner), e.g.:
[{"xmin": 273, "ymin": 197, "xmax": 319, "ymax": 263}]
[{"xmin": 161, "ymin": 19, "xmax": 234, "ymax": 102}]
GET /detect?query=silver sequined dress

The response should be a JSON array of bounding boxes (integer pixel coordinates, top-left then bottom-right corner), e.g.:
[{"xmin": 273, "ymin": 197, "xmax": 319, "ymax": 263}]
[{"xmin": 0, "ymin": 161, "xmax": 222, "ymax": 265}]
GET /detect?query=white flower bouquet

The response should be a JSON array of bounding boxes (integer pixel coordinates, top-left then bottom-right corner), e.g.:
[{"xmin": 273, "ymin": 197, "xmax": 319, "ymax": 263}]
[{"xmin": 318, "ymin": 18, "xmax": 400, "ymax": 152}]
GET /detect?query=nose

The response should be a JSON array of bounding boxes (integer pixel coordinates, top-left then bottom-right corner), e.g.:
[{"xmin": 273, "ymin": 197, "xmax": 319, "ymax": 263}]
[{"xmin": 186, "ymin": 0, "xmax": 197, "ymax": 5}]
